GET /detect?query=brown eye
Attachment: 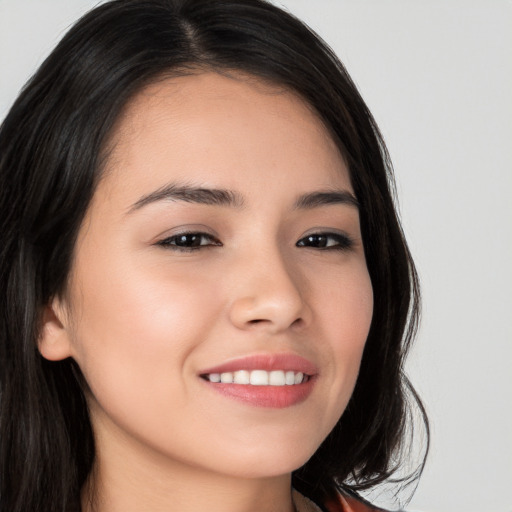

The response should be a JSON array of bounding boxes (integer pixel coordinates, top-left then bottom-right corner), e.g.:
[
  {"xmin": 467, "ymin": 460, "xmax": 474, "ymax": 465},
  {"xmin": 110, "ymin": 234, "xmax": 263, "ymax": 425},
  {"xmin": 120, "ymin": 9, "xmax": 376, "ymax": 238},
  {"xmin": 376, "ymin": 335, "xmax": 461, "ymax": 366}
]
[
  {"xmin": 296, "ymin": 233, "xmax": 353, "ymax": 250},
  {"xmin": 158, "ymin": 232, "xmax": 222, "ymax": 251}
]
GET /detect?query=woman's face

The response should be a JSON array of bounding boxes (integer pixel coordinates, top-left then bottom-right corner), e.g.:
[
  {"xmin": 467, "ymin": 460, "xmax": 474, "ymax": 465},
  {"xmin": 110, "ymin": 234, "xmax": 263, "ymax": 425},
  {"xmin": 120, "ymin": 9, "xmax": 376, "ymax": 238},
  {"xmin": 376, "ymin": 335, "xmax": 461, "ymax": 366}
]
[{"xmin": 44, "ymin": 72, "xmax": 373, "ymax": 480}]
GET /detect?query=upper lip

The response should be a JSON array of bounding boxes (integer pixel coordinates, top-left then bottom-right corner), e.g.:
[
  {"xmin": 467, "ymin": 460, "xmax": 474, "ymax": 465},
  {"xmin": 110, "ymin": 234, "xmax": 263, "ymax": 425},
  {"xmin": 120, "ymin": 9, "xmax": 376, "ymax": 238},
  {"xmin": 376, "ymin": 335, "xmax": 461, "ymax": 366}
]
[{"xmin": 199, "ymin": 353, "xmax": 318, "ymax": 376}]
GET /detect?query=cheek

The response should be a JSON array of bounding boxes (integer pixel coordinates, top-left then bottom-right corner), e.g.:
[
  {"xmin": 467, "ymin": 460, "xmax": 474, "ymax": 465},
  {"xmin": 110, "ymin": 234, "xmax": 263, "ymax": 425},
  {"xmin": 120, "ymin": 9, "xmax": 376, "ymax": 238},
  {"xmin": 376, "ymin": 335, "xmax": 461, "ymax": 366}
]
[
  {"xmin": 66, "ymin": 253, "xmax": 222, "ymax": 405},
  {"xmin": 64, "ymin": 258, "xmax": 231, "ymax": 458},
  {"xmin": 316, "ymin": 257, "xmax": 373, "ymax": 342},
  {"xmin": 313, "ymin": 261, "xmax": 373, "ymax": 411}
]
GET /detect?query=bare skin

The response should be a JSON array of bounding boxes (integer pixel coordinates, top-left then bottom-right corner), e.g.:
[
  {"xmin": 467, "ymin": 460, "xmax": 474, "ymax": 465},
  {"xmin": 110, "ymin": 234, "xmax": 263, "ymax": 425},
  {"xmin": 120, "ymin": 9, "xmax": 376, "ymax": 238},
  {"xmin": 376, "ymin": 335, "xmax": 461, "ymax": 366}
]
[{"xmin": 40, "ymin": 72, "xmax": 373, "ymax": 512}]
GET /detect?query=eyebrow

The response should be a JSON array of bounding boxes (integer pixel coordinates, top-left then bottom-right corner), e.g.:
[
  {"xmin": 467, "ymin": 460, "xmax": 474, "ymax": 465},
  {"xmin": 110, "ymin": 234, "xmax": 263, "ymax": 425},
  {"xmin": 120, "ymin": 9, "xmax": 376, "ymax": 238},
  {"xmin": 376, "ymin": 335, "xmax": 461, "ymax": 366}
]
[
  {"xmin": 128, "ymin": 183, "xmax": 245, "ymax": 213},
  {"xmin": 293, "ymin": 190, "xmax": 359, "ymax": 210},
  {"xmin": 127, "ymin": 183, "xmax": 358, "ymax": 213}
]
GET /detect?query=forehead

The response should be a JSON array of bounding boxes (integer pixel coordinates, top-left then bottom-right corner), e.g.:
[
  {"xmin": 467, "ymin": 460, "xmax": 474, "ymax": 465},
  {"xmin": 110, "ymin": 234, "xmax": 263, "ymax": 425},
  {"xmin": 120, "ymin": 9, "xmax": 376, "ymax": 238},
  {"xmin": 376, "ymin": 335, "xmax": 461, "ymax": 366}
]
[{"xmin": 100, "ymin": 71, "xmax": 350, "ymax": 205}]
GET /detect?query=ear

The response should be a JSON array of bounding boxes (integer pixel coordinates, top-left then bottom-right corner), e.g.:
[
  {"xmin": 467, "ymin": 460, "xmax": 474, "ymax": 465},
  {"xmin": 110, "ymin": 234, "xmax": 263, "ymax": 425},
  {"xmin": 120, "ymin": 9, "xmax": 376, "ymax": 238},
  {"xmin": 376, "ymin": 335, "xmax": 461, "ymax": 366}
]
[{"xmin": 38, "ymin": 297, "xmax": 74, "ymax": 361}]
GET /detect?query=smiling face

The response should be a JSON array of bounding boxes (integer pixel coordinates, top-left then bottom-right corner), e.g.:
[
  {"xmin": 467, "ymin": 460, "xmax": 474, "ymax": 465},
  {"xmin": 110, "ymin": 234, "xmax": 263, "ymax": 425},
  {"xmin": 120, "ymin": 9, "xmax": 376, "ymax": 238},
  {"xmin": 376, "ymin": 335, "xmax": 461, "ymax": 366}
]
[{"xmin": 40, "ymin": 72, "xmax": 373, "ymax": 485}]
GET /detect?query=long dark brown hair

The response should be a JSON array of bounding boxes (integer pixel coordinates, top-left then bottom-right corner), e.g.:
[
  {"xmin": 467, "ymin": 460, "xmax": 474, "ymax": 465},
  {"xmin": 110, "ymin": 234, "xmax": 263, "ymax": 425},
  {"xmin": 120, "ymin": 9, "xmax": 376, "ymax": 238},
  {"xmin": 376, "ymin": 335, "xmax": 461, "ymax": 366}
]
[{"xmin": 0, "ymin": 1, "xmax": 428, "ymax": 510}]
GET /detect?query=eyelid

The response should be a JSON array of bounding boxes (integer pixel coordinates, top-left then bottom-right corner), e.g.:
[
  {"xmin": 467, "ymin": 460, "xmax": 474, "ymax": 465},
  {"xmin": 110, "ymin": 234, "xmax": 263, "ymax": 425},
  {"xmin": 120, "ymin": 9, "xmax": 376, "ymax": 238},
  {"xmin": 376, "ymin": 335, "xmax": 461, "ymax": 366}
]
[
  {"xmin": 156, "ymin": 230, "xmax": 222, "ymax": 251},
  {"xmin": 152, "ymin": 225, "xmax": 356, "ymax": 252},
  {"xmin": 296, "ymin": 230, "xmax": 355, "ymax": 250},
  {"xmin": 152, "ymin": 223, "xmax": 219, "ymax": 242}
]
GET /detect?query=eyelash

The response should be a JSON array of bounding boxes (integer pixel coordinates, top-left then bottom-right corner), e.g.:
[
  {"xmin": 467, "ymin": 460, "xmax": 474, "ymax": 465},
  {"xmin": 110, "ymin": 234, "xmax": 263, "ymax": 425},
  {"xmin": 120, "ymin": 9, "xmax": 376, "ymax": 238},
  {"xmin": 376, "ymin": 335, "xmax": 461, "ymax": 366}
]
[
  {"xmin": 156, "ymin": 231, "xmax": 354, "ymax": 252},
  {"xmin": 296, "ymin": 232, "xmax": 354, "ymax": 251},
  {"xmin": 156, "ymin": 232, "xmax": 222, "ymax": 252}
]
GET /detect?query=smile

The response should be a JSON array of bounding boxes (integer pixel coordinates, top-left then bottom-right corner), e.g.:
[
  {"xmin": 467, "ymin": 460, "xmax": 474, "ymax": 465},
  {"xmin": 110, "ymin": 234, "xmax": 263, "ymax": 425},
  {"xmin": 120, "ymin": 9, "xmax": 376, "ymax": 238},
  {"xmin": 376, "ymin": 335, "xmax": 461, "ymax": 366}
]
[
  {"xmin": 199, "ymin": 354, "xmax": 317, "ymax": 408},
  {"xmin": 203, "ymin": 370, "xmax": 309, "ymax": 386}
]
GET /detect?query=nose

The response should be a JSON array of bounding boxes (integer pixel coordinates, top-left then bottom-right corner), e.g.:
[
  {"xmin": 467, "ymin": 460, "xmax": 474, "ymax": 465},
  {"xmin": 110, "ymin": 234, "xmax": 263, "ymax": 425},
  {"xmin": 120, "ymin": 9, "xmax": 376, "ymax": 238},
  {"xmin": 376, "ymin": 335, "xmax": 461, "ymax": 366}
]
[{"xmin": 228, "ymin": 247, "xmax": 311, "ymax": 333}]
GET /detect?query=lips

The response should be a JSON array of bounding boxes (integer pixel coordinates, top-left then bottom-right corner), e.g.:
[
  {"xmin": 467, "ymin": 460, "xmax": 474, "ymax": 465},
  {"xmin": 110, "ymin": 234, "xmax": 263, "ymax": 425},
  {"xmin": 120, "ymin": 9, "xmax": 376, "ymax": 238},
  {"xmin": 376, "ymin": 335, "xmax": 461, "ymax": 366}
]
[
  {"xmin": 199, "ymin": 353, "xmax": 317, "ymax": 408},
  {"xmin": 200, "ymin": 353, "xmax": 317, "ymax": 375}
]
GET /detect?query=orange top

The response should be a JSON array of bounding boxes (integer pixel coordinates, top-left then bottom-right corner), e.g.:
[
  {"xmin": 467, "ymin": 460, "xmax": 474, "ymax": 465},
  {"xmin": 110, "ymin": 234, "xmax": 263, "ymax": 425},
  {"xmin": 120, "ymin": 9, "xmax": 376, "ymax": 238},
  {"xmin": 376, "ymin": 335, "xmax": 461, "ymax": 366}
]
[
  {"xmin": 326, "ymin": 493, "xmax": 383, "ymax": 512},
  {"xmin": 292, "ymin": 488, "xmax": 383, "ymax": 512}
]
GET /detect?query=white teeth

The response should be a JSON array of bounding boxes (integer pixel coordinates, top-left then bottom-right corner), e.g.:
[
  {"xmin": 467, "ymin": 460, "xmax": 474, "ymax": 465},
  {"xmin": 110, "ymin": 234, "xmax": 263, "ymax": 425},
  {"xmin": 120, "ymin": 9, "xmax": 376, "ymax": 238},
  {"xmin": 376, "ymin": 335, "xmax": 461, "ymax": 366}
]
[
  {"xmin": 285, "ymin": 371, "xmax": 295, "ymax": 385},
  {"xmin": 233, "ymin": 370, "xmax": 250, "ymax": 384},
  {"xmin": 205, "ymin": 370, "xmax": 307, "ymax": 386},
  {"xmin": 269, "ymin": 370, "xmax": 285, "ymax": 386},
  {"xmin": 220, "ymin": 372, "xmax": 233, "ymax": 383},
  {"xmin": 250, "ymin": 370, "xmax": 269, "ymax": 386}
]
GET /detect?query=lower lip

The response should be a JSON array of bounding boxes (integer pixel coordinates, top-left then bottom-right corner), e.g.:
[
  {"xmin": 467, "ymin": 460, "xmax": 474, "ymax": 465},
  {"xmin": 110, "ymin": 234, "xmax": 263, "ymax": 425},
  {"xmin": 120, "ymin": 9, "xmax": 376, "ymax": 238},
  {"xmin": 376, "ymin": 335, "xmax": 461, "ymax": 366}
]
[{"xmin": 201, "ymin": 377, "xmax": 316, "ymax": 409}]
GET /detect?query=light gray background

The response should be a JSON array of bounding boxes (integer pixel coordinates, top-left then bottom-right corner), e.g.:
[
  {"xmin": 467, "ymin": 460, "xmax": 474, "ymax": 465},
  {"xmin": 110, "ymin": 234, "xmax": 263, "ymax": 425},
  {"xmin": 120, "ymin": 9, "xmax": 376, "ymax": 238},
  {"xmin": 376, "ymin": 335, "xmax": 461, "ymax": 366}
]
[{"xmin": 1, "ymin": 1, "xmax": 511, "ymax": 511}]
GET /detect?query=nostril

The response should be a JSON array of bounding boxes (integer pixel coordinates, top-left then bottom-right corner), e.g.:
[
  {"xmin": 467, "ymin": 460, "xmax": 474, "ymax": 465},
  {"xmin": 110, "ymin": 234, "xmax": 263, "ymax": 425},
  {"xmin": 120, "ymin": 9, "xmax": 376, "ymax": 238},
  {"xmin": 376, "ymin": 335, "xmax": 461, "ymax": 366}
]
[
  {"xmin": 290, "ymin": 318, "xmax": 303, "ymax": 328},
  {"xmin": 248, "ymin": 318, "xmax": 266, "ymax": 324},
  {"xmin": 247, "ymin": 317, "xmax": 303, "ymax": 328}
]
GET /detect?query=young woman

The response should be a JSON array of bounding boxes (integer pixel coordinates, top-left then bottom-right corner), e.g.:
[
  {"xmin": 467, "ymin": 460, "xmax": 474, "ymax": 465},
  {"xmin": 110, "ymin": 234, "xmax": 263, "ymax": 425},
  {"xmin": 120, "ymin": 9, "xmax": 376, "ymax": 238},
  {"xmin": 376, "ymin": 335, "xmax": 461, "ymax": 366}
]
[{"xmin": 0, "ymin": 1, "xmax": 428, "ymax": 511}]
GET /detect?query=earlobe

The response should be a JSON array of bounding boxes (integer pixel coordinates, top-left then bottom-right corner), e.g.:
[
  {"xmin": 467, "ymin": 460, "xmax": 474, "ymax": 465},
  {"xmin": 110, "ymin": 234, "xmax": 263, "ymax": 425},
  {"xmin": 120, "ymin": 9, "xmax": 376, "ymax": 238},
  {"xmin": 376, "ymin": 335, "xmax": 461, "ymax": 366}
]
[{"xmin": 38, "ymin": 299, "xmax": 74, "ymax": 361}]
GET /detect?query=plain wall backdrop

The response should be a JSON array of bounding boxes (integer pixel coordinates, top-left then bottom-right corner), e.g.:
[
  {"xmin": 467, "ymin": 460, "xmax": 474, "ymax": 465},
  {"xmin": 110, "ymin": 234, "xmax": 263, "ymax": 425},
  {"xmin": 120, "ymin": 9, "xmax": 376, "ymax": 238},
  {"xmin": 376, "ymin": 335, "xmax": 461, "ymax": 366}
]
[{"xmin": 1, "ymin": 1, "xmax": 511, "ymax": 511}]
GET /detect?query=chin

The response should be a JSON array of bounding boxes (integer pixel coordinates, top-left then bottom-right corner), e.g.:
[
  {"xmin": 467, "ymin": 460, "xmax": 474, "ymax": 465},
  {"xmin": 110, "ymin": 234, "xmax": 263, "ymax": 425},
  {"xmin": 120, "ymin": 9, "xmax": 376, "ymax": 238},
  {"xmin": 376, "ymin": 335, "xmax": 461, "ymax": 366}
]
[{"xmin": 211, "ymin": 443, "xmax": 317, "ymax": 480}]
